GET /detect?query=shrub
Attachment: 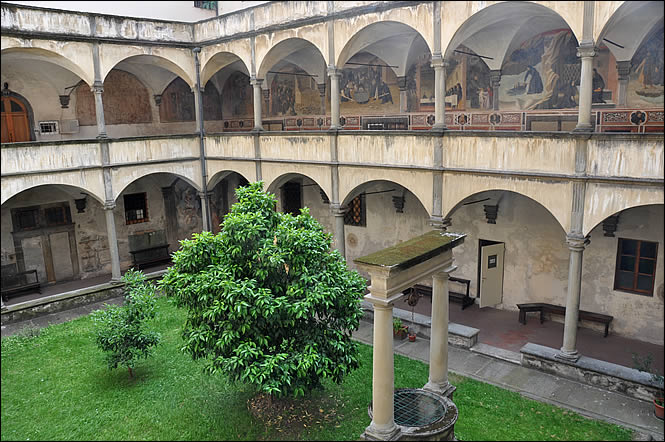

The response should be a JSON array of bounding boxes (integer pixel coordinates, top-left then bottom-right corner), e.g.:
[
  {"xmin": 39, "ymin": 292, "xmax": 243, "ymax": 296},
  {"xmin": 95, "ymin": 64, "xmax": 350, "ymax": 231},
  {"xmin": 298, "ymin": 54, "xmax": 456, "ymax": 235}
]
[
  {"xmin": 92, "ymin": 269, "xmax": 161, "ymax": 378},
  {"xmin": 159, "ymin": 181, "xmax": 367, "ymax": 398}
]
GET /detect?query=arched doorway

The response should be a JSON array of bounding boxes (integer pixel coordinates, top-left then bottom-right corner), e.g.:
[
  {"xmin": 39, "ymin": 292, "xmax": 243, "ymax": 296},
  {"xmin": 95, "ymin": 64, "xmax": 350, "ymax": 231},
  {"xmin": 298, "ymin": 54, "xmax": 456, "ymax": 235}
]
[{"xmin": 1, "ymin": 93, "xmax": 33, "ymax": 143}]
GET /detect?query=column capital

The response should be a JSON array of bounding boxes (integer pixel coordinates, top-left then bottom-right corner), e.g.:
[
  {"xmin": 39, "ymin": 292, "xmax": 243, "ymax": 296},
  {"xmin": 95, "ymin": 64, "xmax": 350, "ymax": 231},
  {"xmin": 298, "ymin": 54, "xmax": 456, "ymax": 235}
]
[
  {"xmin": 576, "ymin": 44, "xmax": 596, "ymax": 59},
  {"xmin": 430, "ymin": 55, "xmax": 446, "ymax": 69},
  {"xmin": 197, "ymin": 191, "xmax": 208, "ymax": 199},
  {"xmin": 91, "ymin": 82, "xmax": 104, "ymax": 93},
  {"xmin": 326, "ymin": 66, "xmax": 341, "ymax": 78},
  {"xmin": 250, "ymin": 77, "xmax": 263, "ymax": 87},
  {"xmin": 429, "ymin": 216, "xmax": 451, "ymax": 230},
  {"xmin": 489, "ymin": 69, "xmax": 502, "ymax": 85},
  {"xmin": 103, "ymin": 201, "xmax": 116, "ymax": 211},
  {"xmin": 616, "ymin": 60, "xmax": 632, "ymax": 79},
  {"xmin": 396, "ymin": 75, "xmax": 408, "ymax": 91},
  {"xmin": 566, "ymin": 233, "xmax": 590, "ymax": 251},
  {"xmin": 330, "ymin": 203, "xmax": 347, "ymax": 217}
]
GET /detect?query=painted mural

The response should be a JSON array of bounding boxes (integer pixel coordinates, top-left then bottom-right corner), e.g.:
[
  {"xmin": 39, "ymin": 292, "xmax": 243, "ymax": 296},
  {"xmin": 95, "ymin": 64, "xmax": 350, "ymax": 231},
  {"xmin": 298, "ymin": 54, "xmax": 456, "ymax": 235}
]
[
  {"xmin": 499, "ymin": 29, "xmax": 580, "ymax": 110},
  {"xmin": 269, "ymin": 65, "xmax": 321, "ymax": 116},
  {"xmin": 405, "ymin": 54, "xmax": 434, "ymax": 113},
  {"xmin": 444, "ymin": 46, "xmax": 492, "ymax": 110},
  {"xmin": 339, "ymin": 52, "xmax": 399, "ymax": 114},
  {"xmin": 628, "ymin": 24, "xmax": 664, "ymax": 107},
  {"xmin": 173, "ymin": 179, "xmax": 202, "ymax": 240},
  {"xmin": 221, "ymin": 71, "xmax": 253, "ymax": 118}
]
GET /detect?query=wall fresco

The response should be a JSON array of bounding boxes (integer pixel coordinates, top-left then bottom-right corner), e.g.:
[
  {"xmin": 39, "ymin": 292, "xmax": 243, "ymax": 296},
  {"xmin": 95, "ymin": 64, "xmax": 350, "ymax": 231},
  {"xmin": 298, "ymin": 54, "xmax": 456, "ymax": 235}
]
[
  {"xmin": 221, "ymin": 71, "xmax": 253, "ymax": 118},
  {"xmin": 405, "ymin": 54, "xmax": 434, "ymax": 113},
  {"xmin": 339, "ymin": 52, "xmax": 399, "ymax": 114},
  {"xmin": 444, "ymin": 46, "xmax": 492, "ymax": 111},
  {"xmin": 628, "ymin": 24, "xmax": 664, "ymax": 107},
  {"xmin": 269, "ymin": 65, "xmax": 321, "ymax": 116}
]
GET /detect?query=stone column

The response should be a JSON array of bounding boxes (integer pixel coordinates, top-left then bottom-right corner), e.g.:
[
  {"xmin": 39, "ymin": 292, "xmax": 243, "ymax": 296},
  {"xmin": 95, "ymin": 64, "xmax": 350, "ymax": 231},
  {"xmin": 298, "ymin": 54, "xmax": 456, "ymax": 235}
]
[
  {"xmin": 92, "ymin": 82, "xmax": 107, "ymax": 138},
  {"xmin": 103, "ymin": 201, "xmax": 122, "ymax": 281},
  {"xmin": 489, "ymin": 70, "xmax": 501, "ymax": 110},
  {"xmin": 557, "ymin": 234, "xmax": 588, "ymax": 361},
  {"xmin": 327, "ymin": 67, "xmax": 341, "ymax": 129},
  {"xmin": 317, "ymin": 83, "xmax": 327, "ymax": 115},
  {"xmin": 251, "ymin": 77, "xmax": 264, "ymax": 131},
  {"xmin": 192, "ymin": 86, "xmax": 203, "ymax": 133},
  {"xmin": 262, "ymin": 88, "xmax": 270, "ymax": 117},
  {"xmin": 365, "ymin": 301, "xmax": 400, "ymax": 440},
  {"xmin": 431, "ymin": 55, "xmax": 447, "ymax": 131},
  {"xmin": 616, "ymin": 61, "xmax": 631, "ymax": 107},
  {"xmin": 574, "ymin": 44, "xmax": 596, "ymax": 132},
  {"xmin": 331, "ymin": 204, "xmax": 346, "ymax": 259},
  {"xmin": 397, "ymin": 76, "xmax": 408, "ymax": 113},
  {"xmin": 198, "ymin": 191, "xmax": 210, "ymax": 232},
  {"xmin": 424, "ymin": 266, "xmax": 457, "ymax": 398}
]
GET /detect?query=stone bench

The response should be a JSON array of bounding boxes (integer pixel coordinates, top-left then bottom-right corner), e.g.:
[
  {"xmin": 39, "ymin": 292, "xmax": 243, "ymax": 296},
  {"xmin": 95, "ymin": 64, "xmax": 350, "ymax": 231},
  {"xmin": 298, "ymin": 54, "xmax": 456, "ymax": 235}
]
[
  {"xmin": 517, "ymin": 302, "xmax": 613, "ymax": 337},
  {"xmin": 1, "ymin": 268, "xmax": 40, "ymax": 302},
  {"xmin": 409, "ymin": 278, "xmax": 474, "ymax": 310},
  {"xmin": 130, "ymin": 244, "xmax": 171, "ymax": 270}
]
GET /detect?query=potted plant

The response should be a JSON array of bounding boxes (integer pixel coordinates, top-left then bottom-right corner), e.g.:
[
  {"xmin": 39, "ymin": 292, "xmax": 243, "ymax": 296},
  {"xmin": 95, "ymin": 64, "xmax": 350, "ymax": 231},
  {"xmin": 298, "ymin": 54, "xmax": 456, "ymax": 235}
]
[
  {"xmin": 393, "ymin": 317, "xmax": 408, "ymax": 340},
  {"xmin": 632, "ymin": 353, "xmax": 664, "ymax": 420}
]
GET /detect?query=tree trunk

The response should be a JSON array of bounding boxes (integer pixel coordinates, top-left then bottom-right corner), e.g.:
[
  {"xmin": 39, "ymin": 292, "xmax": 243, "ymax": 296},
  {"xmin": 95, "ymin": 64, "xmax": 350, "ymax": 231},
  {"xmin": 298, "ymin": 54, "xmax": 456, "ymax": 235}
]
[{"xmin": 128, "ymin": 367, "xmax": 133, "ymax": 378}]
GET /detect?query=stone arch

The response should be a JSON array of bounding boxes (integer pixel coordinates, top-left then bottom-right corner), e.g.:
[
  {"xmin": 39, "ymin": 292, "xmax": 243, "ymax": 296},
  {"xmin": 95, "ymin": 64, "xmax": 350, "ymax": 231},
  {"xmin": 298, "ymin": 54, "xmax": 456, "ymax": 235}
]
[
  {"xmin": 158, "ymin": 77, "xmax": 221, "ymax": 122},
  {"xmin": 339, "ymin": 168, "xmax": 432, "ymax": 217},
  {"xmin": 442, "ymin": 174, "xmax": 570, "ymax": 233},
  {"xmin": 261, "ymin": 164, "xmax": 332, "ymax": 204},
  {"xmin": 1, "ymin": 171, "xmax": 105, "ymax": 207},
  {"xmin": 255, "ymin": 24, "xmax": 329, "ymax": 76},
  {"xmin": 265, "ymin": 172, "xmax": 329, "ymax": 203},
  {"xmin": 336, "ymin": 20, "xmax": 432, "ymax": 78},
  {"xmin": 1, "ymin": 182, "xmax": 105, "ymax": 208},
  {"xmin": 208, "ymin": 169, "xmax": 252, "ymax": 190},
  {"xmin": 257, "ymin": 37, "xmax": 327, "ymax": 83},
  {"xmin": 443, "ymin": 1, "xmax": 579, "ymax": 72},
  {"xmin": 200, "ymin": 40, "xmax": 253, "ymax": 85},
  {"xmin": 98, "ymin": 49, "xmax": 195, "ymax": 89},
  {"xmin": 112, "ymin": 164, "xmax": 202, "ymax": 203},
  {"xmin": 201, "ymin": 51, "xmax": 251, "ymax": 88},
  {"xmin": 334, "ymin": 4, "xmax": 434, "ymax": 68},
  {"xmin": 0, "ymin": 43, "xmax": 94, "ymax": 87},
  {"xmin": 595, "ymin": 1, "xmax": 663, "ymax": 62},
  {"xmin": 0, "ymin": 88, "xmax": 36, "ymax": 142}
]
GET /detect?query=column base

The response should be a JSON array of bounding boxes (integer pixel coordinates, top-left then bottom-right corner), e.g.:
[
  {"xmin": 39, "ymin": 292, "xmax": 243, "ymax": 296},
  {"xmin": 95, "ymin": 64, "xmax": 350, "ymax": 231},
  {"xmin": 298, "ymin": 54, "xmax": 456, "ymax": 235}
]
[
  {"xmin": 423, "ymin": 381, "xmax": 456, "ymax": 400},
  {"xmin": 572, "ymin": 124, "xmax": 593, "ymax": 133},
  {"xmin": 555, "ymin": 348, "xmax": 580, "ymax": 362},
  {"xmin": 431, "ymin": 124, "xmax": 447, "ymax": 133},
  {"xmin": 361, "ymin": 422, "xmax": 401, "ymax": 441},
  {"xmin": 250, "ymin": 127, "xmax": 264, "ymax": 133}
]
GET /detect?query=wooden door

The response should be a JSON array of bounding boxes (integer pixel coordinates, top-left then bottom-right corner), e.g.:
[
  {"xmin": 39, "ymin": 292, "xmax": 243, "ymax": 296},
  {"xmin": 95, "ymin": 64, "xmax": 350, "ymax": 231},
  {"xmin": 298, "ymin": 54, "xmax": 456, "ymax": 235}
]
[
  {"xmin": 1, "ymin": 96, "xmax": 31, "ymax": 143},
  {"xmin": 479, "ymin": 242, "xmax": 505, "ymax": 308}
]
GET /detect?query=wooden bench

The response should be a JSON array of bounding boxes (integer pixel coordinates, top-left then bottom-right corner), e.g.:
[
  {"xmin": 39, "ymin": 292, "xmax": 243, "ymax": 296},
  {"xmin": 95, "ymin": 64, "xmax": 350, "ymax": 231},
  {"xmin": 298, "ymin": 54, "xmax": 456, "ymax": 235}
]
[
  {"xmin": 517, "ymin": 302, "xmax": 613, "ymax": 337},
  {"xmin": 408, "ymin": 278, "xmax": 474, "ymax": 310},
  {"xmin": 129, "ymin": 244, "xmax": 171, "ymax": 270},
  {"xmin": 1, "ymin": 268, "xmax": 40, "ymax": 302}
]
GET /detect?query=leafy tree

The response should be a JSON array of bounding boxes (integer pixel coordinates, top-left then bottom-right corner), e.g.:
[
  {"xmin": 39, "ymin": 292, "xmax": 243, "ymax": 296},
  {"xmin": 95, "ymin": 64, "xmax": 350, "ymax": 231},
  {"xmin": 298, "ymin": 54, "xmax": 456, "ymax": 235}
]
[
  {"xmin": 159, "ymin": 182, "xmax": 366, "ymax": 397},
  {"xmin": 92, "ymin": 269, "xmax": 161, "ymax": 378}
]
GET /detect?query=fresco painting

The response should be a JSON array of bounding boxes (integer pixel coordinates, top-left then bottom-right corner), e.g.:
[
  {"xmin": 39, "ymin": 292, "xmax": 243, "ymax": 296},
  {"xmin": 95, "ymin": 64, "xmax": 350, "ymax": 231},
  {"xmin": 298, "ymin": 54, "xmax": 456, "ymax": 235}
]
[
  {"xmin": 269, "ymin": 65, "xmax": 321, "ymax": 116},
  {"xmin": 443, "ymin": 46, "xmax": 492, "ymax": 110},
  {"xmin": 338, "ymin": 52, "xmax": 399, "ymax": 114},
  {"xmin": 404, "ymin": 53, "xmax": 434, "ymax": 112},
  {"xmin": 627, "ymin": 24, "xmax": 664, "ymax": 107},
  {"xmin": 221, "ymin": 71, "xmax": 253, "ymax": 118},
  {"xmin": 498, "ymin": 29, "xmax": 580, "ymax": 110}
]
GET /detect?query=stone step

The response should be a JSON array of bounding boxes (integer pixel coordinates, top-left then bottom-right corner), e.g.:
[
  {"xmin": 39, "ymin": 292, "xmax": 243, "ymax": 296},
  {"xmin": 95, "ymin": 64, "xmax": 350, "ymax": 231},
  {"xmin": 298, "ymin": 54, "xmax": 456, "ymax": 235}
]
[{"xmin": 470, "ymin": 342, "xmax": 521, "ymax": 365}]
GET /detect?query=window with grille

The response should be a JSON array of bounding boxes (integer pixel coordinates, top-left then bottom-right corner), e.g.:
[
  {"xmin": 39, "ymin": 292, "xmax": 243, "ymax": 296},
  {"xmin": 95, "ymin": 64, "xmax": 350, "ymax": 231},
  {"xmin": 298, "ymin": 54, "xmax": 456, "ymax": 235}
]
[
  {"xmin": 344, "ymin": 194, "xmax": 366, "ymax": 227},
  {"xmin": 614, "ymin": 238, "xmax": 658, "ymax": 296},
  {"xmin": 38, "ymin": 121, "xmax": 59, "ymax": 134},
  {"xmin": 44, "ymin": 206, "xmax": 70, "ymax": 226},
  {"xmin": 12, "ymin": 207, "xmax": 39, "ymax": 231},
  {"xmin": 124, "ymin": 193, "xmax": 149, "ymax": 224}
]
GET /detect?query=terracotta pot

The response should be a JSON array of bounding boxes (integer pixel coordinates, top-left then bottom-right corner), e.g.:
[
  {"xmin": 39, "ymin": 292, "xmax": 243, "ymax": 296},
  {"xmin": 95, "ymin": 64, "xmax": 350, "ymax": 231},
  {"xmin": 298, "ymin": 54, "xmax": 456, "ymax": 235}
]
[
  {"xmin": 655, "ymin": 398, "xmax": 664, "ymax": 420},
  {"xmin": 408, "ymin": 333, "xmax": 417, "ymax": 342},
  {"xmin": 393, "ymin": 328, "xmax": 408, "ymax": 340}
]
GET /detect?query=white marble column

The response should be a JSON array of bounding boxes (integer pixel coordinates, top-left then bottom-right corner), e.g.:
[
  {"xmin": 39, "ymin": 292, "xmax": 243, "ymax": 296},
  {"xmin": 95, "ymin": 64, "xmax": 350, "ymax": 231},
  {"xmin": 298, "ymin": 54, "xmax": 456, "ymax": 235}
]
[
  {"xmin": 331, "ymin": 204, "xmax": 346, "ymax": 259},
  {"xmin": 198, "ymin": 191, "xmax": 210, "ymax": 232},
  {"xmin": 424, "ymin": 265, "xmax": 457, "ymax": 397},
  {"xmin": 327, "ymin": 67, "xmax": 341, "ymax": 129},
  {"xmin": 431, "ymin": 55, "xmax": 447, "ymax": 130},
  {"xmin": 557, "ymin": 234, "xmax": 588, "ymax": 361},
  {"xmin": 574, "ymin": 44, "xmax": 596, "ymax": 132},
  {"xmin": 489, "ymin": 70, "xmax": 501, "ymax": 111},
  {"xmin": 251, "ymin": 77, "xmax": 264, "ymax": 131},
  {"xmin": 397, "ymin": 76, "xmax": 408, "ymax": 113},
  {"xmin": 103, "ymin": 201, "xmax": 122, "ymax": 281},
  {"xmin": 365, "ymin": 301, "xmax": 400, "ymax": 440}
]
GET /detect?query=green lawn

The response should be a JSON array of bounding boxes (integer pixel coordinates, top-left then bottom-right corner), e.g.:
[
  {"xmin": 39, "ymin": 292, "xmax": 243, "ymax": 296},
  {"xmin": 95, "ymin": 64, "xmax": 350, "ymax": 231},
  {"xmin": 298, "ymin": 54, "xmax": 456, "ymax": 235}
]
[{"xmin": 1, "ymin": 297, "xmax": 632, "ymax": 441}]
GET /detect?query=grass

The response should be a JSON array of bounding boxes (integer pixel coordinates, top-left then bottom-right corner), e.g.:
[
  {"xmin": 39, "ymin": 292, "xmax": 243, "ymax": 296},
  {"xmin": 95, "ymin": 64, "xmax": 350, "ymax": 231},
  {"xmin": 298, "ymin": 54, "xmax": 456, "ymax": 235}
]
[{"xmin": 2, "ymin": 296, "xmax": 633, "ymax": 441}]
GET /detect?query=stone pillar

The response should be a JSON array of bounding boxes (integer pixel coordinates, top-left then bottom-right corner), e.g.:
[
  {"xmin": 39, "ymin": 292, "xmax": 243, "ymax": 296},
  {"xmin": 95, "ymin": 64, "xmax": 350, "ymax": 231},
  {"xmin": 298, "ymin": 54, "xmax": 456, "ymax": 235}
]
[
  {"xmin": 317, "ymin": 83, "xmax": 327, "ymax": 115},
  {"xmin": 557, "ymin": 234, "xmax": 588, "ymax": 361},
  {"xmin": 431, "ymin": 55, "xmax": 447, "ymax": 131},
  {"xmin": 424, "ymin": 266, "xmax": 457, "ymax": 398},
  {"xmin": 92, "ymin": 82, "xmax": 107, "ymax": 138},
  {"xmin": 331, "ymin": 204, "xmax": 346, "ymax": 259},
  {"xmin": 616, "ymin": 61, "xmax": 631, "ymax": 107},
  {"xmin": 397, "ymin": 76, "xmax": 408, "ymax": 113},
  {"xmin": 365, "ymin": 301, "xmax": 400, "ymax": 440},
  {"xmin": 161, "ymin": 186, "xmax": 179, "ymax": 252},
  {"xmin": 251, "ymin": 77, "xmax": 264, "ymax": 131},
  {"xmin": 574, "ymin": 44, "xmax": 596, "ymax": 132},
  {"xmin": 489, "ymin": 70, "xmax": 501, "ymax": 110},
  {"xmin": 198, "ymin": 191, "xmax": 210, "ymax": 232},
  {"xmin": 327, "ymin": 67, "xmax": 341, "ymax": 129},
  {"xmin": 192, "ymin": 86, "xmax": 203, "ymax": 133},
  {"xmin": 103, "ymin": 201, "xmax": 122, "ymax": 281},
  {"xmin": 262, "ymin": 88, "xmax": 270, "ymax": 116}
]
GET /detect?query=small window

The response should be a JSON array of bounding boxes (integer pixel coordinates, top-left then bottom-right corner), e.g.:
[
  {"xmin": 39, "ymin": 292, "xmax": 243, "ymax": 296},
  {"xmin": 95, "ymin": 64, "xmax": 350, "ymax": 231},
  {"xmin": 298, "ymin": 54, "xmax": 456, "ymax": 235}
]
[
  {"xmin": 38, "ymin": 121, "xmax": 59, "ymax": 135},
  {"xmin": 44, "ymin": 206, "xmax": 70, "ymax": 226},
  {"xmin": 344, "ymin": 194, "xmax": 366, "ymax": 227},
  {"xmin": 124, "ymin": 193, "xmax": 149, "ymax": 224},
  {"xmin": 194, "ymin": 1, "xmax": 216, "ymax": 10},
  {"xmin": 13, "ymin": 208, "xmax": 39, "ymax": 231},
  {"xmin": 614, "ymin": 238, "xmax": 658, "ymax": 296}
]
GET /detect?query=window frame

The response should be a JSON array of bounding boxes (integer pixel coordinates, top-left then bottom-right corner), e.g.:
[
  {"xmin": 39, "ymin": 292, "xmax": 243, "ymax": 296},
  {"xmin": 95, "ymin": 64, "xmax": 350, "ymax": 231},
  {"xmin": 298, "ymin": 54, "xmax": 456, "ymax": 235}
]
[
  {"xmin": 124, "ymin": 192, "xmax": 149, "ymax": 225},
  {"xmin": 344, "ymin": 193, "xmax": 366, "ymax": 227},
  {"xmin": 613, "ymin": 237, "xmax": 658, "ymax": 296}
]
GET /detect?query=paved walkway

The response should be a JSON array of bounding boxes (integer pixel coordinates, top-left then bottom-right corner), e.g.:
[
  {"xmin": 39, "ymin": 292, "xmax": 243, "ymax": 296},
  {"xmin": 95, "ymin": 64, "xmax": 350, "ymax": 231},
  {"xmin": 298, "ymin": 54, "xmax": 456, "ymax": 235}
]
[{"xmin": 2, "ymin": 301, "xmax": 664, "ymax": 440}]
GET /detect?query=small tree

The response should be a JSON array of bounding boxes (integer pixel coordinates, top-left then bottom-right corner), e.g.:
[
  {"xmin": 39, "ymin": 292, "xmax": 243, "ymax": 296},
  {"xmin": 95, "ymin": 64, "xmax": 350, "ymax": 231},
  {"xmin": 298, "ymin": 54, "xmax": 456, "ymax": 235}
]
[
  {"xmin": 92, "ymin": 269, "xmax": 161, "ymax": 379},
  {"xmin": 159, "ymin": 182, "xmax": 367, "ymax": 398}
]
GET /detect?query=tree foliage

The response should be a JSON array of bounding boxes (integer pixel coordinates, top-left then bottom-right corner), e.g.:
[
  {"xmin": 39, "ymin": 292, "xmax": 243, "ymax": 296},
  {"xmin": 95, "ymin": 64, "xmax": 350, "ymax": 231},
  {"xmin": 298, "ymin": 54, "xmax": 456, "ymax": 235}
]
[
  {"xmin": 92, "ymin": 269, "xmax": 161, "ymax": 378},
  {"xmin": 159, "ymin": 182, "xmax": 367, "ymax": 397}
]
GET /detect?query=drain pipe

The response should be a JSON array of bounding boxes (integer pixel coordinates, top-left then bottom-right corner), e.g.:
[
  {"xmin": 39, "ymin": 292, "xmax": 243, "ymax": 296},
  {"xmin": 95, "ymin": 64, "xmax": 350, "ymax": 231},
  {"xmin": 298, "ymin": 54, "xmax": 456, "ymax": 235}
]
[{"xmin": 193, "ymin": 47, "xmax": 212, "ymax": 231}]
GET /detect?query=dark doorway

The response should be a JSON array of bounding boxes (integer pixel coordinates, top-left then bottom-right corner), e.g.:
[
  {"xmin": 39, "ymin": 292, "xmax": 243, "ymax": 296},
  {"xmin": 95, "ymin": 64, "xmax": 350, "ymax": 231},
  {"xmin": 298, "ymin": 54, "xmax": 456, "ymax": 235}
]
[{"xmin": 282, "ymin": 181, "xmax": 302, "ymax": 216}]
